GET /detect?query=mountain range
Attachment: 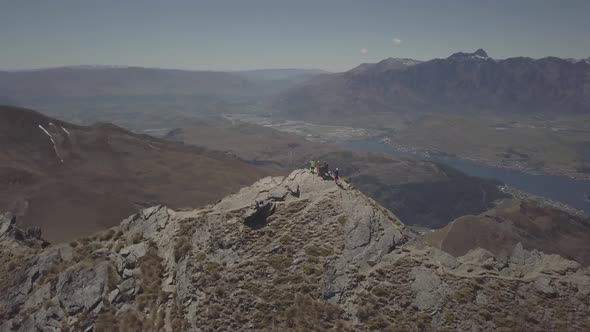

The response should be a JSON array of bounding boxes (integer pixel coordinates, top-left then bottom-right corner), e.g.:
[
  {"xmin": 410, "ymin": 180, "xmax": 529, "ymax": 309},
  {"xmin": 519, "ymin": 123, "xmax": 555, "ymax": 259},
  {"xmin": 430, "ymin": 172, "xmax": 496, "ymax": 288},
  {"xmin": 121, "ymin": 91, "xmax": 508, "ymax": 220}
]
[
  {"xmin": 4, "ymin": 52, "xmax": 589, "ymax": 122},
  {"xmin": 273, "ymin": 49, "xmax": 590, "ymax": 122},
  {"xmin": 0, "ymin": 67, "xmax": 326, "ymax": 102}
]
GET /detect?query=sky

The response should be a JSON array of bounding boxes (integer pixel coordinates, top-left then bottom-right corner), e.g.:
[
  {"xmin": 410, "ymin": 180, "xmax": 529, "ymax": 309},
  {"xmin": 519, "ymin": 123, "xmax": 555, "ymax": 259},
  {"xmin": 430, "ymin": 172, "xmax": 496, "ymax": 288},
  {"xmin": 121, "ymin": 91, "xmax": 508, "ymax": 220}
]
[{"xmin": 1, "ymin": 0, "xmax": 589, "ymax": 72}]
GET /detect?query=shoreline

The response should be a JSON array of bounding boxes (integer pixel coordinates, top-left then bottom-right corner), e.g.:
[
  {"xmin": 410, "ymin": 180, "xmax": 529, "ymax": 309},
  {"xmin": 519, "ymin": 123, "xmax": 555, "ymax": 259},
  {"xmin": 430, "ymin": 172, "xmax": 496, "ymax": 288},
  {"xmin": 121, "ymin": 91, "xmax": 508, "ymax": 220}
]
[
  {"xmin": 377, "ymin": 138, "xmax": 590, "ymax": 181},
  {"xmin": 499, "ymin": 185, "xmax": 588, "ymax": 218}
]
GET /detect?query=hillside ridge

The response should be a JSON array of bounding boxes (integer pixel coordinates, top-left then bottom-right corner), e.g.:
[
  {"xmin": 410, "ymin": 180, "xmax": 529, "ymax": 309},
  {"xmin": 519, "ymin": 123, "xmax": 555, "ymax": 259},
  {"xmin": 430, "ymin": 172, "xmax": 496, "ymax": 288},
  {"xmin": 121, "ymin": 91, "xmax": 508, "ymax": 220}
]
[
  {"xmin": 0, "ymin": 105, "xmax": 269, "ymax": 242},
  {"xmin": 1, "ymin": 169, "xmax": 589, "ymax": 331}
]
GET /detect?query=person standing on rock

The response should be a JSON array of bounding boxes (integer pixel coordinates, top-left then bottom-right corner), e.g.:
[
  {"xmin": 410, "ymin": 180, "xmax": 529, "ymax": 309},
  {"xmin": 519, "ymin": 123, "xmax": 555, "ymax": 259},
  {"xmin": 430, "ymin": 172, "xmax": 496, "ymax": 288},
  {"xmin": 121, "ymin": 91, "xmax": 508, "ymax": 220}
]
[
  {"xmin": 315, "ymin": 160, "xmax": 320, "ymax": 175},
  {"xmin": 310, "ymin": 160, "xmax": 316, "ymax": 173},
  {"xmin": 334, "ymin": 168, "xmax": 339, "ymax": 182}
]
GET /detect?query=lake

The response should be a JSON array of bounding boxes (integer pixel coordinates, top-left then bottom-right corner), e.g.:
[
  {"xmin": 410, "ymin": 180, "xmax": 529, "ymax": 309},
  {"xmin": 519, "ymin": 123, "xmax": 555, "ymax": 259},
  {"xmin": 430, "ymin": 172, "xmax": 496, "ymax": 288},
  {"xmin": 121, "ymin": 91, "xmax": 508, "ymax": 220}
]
[{"xmin": 343, "ymin": 140, "xmax": 590, "ymax": 214}]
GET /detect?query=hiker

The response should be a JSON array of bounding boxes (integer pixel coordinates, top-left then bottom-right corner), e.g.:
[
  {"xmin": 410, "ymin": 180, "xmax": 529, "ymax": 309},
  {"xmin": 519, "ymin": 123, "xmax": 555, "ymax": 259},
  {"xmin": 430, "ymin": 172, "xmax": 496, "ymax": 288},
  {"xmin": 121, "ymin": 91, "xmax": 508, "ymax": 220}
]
[
  {"xmin": 334, "ymin": 168, "xmax": 339, "ymax": 182},
  {"xmin": 318, "ymin": 162, "xmax": 329, "ymax": 178},
  {"xmin": 315, "ymin": 160, "xmax": 320, "ymax": 175},
  {"xmin": 310, "ymin": 160, "xmax": 316, "ymax": 173}
]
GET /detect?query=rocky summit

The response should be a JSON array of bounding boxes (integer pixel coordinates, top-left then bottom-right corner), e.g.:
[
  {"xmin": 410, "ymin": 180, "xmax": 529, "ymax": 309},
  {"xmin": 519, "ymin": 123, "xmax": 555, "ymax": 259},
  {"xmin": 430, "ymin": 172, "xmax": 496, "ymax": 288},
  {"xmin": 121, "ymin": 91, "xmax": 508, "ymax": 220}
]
[{"xmin": 1, "ymin": 170, "xmax": 589, "ymax": 331}]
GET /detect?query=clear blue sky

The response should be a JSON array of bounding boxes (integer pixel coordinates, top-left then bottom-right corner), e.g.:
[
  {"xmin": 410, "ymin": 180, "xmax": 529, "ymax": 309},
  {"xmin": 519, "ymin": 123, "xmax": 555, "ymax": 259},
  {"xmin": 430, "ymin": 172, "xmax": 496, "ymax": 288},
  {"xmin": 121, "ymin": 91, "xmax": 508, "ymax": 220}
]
[{"xmin": 1, "ymin": 0, "xmax": 589, "ymax": 72}]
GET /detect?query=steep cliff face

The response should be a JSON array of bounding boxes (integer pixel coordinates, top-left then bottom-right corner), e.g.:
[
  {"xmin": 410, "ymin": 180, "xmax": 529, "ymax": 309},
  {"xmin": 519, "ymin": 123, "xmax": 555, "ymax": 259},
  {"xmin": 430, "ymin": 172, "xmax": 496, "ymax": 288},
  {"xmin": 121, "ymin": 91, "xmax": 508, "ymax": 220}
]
[{"xmin": 1, "ymin": 170, "xmax": 589, "ymax": 331}]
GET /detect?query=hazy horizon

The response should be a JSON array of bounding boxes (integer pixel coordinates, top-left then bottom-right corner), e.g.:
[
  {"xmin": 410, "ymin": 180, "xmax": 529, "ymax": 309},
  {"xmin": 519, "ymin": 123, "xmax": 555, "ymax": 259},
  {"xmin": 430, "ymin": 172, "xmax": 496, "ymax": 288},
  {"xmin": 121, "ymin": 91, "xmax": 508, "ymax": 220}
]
[{"xmin": 2, "ymin": 0, "xmax": 589, "ymax": 72}]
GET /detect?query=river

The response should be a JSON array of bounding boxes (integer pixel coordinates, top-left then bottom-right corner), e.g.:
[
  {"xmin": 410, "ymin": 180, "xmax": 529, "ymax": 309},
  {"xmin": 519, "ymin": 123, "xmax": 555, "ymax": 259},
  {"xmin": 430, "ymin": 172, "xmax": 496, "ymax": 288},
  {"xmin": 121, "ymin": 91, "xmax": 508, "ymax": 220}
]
[{"xmin": 343, "ymin": 140, "xmax": 590, "ymax": 214}]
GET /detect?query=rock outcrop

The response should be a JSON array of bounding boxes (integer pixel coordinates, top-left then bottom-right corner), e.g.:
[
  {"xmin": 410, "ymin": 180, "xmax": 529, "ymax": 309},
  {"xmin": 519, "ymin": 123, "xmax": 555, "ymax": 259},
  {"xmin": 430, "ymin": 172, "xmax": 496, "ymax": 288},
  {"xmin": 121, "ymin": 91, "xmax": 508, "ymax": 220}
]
[
  {"xmin": 1, "ymin": 170, "xmax": 589, "ymax": 331},
  {"xmin": 0, "ymin": 212, "xmax": 48, "ymax": 249}
]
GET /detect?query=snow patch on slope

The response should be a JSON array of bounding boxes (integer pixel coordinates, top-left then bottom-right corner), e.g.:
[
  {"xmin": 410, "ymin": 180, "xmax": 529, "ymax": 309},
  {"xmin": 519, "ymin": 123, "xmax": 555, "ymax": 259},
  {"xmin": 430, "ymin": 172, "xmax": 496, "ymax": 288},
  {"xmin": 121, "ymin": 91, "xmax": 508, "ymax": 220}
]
[
  {"xmin": 61, "ymin": 126, "xmax": 71, "ymax": 136},
  {"xmin": 38, "ymin": 124, "xmax": 63, "ymax": 163}
]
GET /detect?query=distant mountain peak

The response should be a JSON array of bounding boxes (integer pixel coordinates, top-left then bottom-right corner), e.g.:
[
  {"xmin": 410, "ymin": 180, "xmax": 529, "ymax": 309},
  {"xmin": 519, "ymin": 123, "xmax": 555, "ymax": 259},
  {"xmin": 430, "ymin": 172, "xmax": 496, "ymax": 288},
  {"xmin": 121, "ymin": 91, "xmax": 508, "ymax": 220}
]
[
  {"xmin": 379, "ymin": 57, "xmax": 422, "ymax": 66},
  {"xmin": 349, "ymin": 57, "xmax": 422, "ymax": 74},
  {"xmin": 448, "ymin": 49, "xmax": 491, "ymax": 61},
  {"xmin": 474, "ymin": 49, "xmax": 489, "ymax": 58}
]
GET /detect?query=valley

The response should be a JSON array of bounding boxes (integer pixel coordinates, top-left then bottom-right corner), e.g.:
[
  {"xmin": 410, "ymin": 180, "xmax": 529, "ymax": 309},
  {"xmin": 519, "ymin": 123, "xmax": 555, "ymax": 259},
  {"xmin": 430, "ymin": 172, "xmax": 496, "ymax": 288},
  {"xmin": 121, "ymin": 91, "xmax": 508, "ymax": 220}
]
[
  {"xmin": 227, "ymin": 112, "xmax": 590, "ymax": 179},
  {"xmin": 163, "ymin": 119, "xmax": 507, "ymax": 229},
  {"xmin": 3, "ymin": 2, "xmax": 590, "ymax": 331},
  {"xmin": 205, "ymin": 113, "xmax": 590, "ymax": 216}
]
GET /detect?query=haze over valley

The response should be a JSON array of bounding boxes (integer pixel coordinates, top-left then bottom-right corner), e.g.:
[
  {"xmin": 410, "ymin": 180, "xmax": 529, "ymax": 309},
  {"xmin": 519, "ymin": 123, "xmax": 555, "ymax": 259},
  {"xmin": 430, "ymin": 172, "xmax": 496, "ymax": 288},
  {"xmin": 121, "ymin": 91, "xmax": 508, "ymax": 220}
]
[{"xmin": 2, "ymin": 1, "xmax": 590, "ymax": 331}]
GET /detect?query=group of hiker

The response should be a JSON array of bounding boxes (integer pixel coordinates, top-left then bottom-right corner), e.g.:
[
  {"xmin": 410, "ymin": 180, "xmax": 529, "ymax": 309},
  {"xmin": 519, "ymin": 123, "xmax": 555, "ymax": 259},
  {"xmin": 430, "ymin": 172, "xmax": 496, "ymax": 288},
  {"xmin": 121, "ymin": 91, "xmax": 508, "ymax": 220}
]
[{"xmin": 309, "ymin": 160, "xmax": 339, "ymax": 182}]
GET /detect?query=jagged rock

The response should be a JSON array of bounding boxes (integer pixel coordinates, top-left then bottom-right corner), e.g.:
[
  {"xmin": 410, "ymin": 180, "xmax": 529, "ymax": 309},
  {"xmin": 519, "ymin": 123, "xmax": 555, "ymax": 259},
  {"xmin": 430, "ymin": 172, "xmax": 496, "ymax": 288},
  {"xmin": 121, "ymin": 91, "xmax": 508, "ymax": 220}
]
[
  {"xmin": 34, "ymin": 305, "xmax": 65, "ymax": 332},
  {"xmin": 55, "ymin": 262, "xmax": 110, "ymax": 315},
  {"xmin": 269, "ymin": 186, "xmax": 290, "ymax": 201},
  {"xmin": 537, "ymin": 254, "xmax": 581, "ymax": 275},
  {"xmin": 0, "ymin": 212, "xmax": 48, "ymax": 248},
  {"xmin": 110, "ymin": 253, "xmax": 126, "ymax": 274},
  {"xmin": 494, "ymin": 254, "xmax": 509, "ymax": 271},
  {"xmin": 22, "ymin": 283, "xmax": 51, "ymax": 311},
  {"xmin": 122, "ymin": 268, "xmax": 134, "ymax": 279},
  {"xmin": 412, "ymin": 267, "xmax": 446, "ymax": 311},
  {"xmin": 118, "ymin": 278, "xmax": 136, "ymax": 297},
  {"xmin": 510, "ymin": 242, "xmax": 542, "ymax": 265},
  {"xmin": 93, "ymin": 248, "xmax": 109, "ymax": 258},
  {"xmin": 120, "ymin": 242, "xmax": 148, "ymax": 259},
  {"xmin": 242, "ymin": 200, "xmax": 275, "ymax": 227},
  {"xmin": 431, "ymin": 248, "xmax": 458, "ymax": 269},
  {"xmin": 322, "ymin": 258, "xmax": 351, "ymax": 303},
  {"xmin": 108, "ymin": 289, "xmax": 120, "ymax": 303},
  {"xmin": 458, "ymin": 247, "xmax": 495, "ymax": 264},
  {"xmin": 534, "ymin": 276, "xmax": 557, "ymax": 297},
  {"xmin": 121, "ymin": 205, "xmax": 171, "ymax": 242},
  {"xmin": 175, "ymin": 259, "xmax": 194, "ymax": 308},
  {"xmin": 1, "ymin": 250, "xmax": 63, "ymax": 314},
  {"xmin": 121, "ymin": 242, "xmax": 148, "ymax": 268},
  {"xmin": 0, "ymin": 212, "xmax": 16, "ymax": 237},
  {"xmin": 322, "ymin": 191, "xmax": 406, "ymax": 304},
  {"xmin": 1, "ymin": 169, "xmax": 589, "ymax": 331}
]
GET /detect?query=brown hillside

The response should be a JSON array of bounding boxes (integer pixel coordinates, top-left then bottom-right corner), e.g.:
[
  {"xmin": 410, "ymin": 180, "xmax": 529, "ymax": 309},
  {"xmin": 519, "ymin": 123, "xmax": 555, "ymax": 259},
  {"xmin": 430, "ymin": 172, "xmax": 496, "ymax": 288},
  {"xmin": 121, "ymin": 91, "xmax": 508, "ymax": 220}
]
[
  {"xmin": 0, "ymin": 105, "xmax": 269, "ymax": 242},
  {"xmin": 424, "ymin": 200, "xmax": 590, "ymax": 266}
]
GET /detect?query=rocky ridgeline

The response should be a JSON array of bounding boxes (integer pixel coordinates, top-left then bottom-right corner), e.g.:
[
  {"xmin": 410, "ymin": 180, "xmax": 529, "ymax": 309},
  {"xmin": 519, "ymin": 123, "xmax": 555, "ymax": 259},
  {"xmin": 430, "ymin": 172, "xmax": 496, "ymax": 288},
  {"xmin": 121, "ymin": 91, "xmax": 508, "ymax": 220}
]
[
  {"xmin": 0, "ymin": 213, "xmax": 48, "ymax": 249},
  {"xmin": 1, "ymin": 170, "xmax": 589, "ymax": 331}
]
